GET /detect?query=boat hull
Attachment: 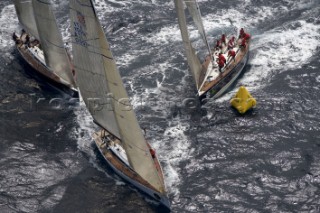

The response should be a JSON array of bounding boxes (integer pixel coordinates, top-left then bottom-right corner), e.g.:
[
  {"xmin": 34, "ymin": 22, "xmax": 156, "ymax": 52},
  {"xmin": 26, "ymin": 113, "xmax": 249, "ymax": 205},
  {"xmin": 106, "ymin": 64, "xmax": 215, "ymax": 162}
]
[
  {"xmin": 16, "ymin": 43, "xmax": 78, "ymax": 96},
  {"xmin": 205, "ymin": 50, "xmax": 249, "ymax": 100},
  {"xmin": 92, "ymin": 130, "xmax": 170, "ymax": 210},
  {"xmin": 199, "ymin": 40, "xmax": 250, "ymax": 100}
]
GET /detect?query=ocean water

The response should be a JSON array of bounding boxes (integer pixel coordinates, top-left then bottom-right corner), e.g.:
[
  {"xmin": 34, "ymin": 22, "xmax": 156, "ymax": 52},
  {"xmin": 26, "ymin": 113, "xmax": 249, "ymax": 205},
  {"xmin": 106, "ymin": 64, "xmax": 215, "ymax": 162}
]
[{"xmin": 0, "ymin": 0, "xmax": 320, "ymax": 212}]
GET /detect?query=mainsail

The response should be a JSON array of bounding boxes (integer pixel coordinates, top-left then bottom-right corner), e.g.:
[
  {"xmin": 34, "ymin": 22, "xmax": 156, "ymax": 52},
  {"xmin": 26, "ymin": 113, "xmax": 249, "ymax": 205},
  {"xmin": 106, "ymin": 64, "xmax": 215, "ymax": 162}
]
[
  {"xmin": 174, "ymin": 0, "xmax": 203, "ymax": 89},
  {"xmin": 13, "ymin": 0, "xmax": 39, "ymax": 39},
  {"xmin": 184, "ymin": 0, "xmax": 213, "ymax": 60},
  {"xmin": 70, "ymin": 0, "xmax": 164, "ymax": 193},
  {"xmin": 32, "ymin": 0, "xmax": 76, "ymax": 86}
]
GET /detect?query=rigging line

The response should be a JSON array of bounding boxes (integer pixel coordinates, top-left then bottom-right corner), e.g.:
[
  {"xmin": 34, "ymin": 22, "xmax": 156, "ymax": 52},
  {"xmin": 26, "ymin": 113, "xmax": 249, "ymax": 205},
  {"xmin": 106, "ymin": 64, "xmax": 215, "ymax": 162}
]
[
  {"xmin": 120, "ymin": 134, "xmax": 151, "ymax": 153},
  {"xmin": 69, "ymin": 38, "xmax": 100, "ymax": 46},
  {"xmin": 20, "ymin": 0, "xmax": 32, "ymax": 5},
  {"xmin": 43, "ymin": 38, "xmax": 66, "ymax": 49},
  {"xmin": 87, "ymin": 50, "xmax": 113, "ymax": 60},
  {"xmin": 34, "ymin": 0, "xmax": 50, "ymax": 5},
  {"xmin": 73, "ymin": 65, "xmax": 105, "ymax": 76},
  {"xmin": 33, "ymin": 15, "xmax": 55, "ymax": 22},
  {"xmin": 75, "ymin": 0, "xmax": 92, "ymax": 8}
]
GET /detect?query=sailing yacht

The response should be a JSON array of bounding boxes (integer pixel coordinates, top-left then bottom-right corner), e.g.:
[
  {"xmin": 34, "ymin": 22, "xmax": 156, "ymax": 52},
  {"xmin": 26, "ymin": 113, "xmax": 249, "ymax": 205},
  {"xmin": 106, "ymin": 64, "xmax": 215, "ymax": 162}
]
[
  {"xmin": 12, "ymin": 0, "xmax": 77, "ymax": 95},
  {"xmin": 174, "ymin": 0, "xmax": 250, "ymax": 100},
  {"xmin": 69, "ymin": 0, "xmax": 170, "ymax": 209}
]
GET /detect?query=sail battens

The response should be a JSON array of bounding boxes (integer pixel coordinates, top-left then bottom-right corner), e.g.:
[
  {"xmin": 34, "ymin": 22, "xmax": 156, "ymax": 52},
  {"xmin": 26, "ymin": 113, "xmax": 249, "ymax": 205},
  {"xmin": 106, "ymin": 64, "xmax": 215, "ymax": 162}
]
[
  {"xmin": 13, "ymin": 0, "xmax": 40, "ymax": 39},
  {"xmin": 32, "ymin": 0, "xmax": 75, "ymax": 86},
  {"xmin": 70, "ymin": 0, "xmax": 164, "ymax": 193},
  {"xmin": 175, "ymin": 0, "xmax": 203, "ymax": 89}
]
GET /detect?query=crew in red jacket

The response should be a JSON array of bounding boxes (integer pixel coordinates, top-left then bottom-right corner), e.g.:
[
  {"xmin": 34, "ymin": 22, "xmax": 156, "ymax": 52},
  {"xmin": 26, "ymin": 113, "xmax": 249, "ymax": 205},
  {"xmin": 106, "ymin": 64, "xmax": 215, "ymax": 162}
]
[
  {"xmin": 239, "ymin": 28, "xmax": 245, "ymax": 38},
  {"xmin": 215, "ymin": 39, "xmax": 222, "ymax": 49},
  {"xmin": 228, "ymin": 49, "xmax": 236, "ymax": 61},
  {"xmin": 243, "ymin": 33, "xmax": 251, "ymax": 41},
  {"xmin": 218, "ymin": 59, "xmax": 225, "ymax": 72},
  {"xmin": 240, "ymin": 38, "xmax": 247, "ymax": 48},
  {"xmin": 218, "ymin": 53, "xmax": 226, "ymax": 64},
  {"xmin": 228, "ymin": 36, "xmax": 235, "ymax": 49}
]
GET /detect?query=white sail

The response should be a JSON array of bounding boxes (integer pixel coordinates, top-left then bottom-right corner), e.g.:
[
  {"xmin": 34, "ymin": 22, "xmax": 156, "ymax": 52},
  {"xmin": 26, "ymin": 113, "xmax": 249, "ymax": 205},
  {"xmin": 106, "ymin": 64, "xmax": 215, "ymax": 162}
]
[
  {"xmin": 32, "ymin": 0, "xmax": 76, "ymax": 86},
  {"xmin": 69, "ymin": 0, "xmax": 120, "ymax": 139},
  {"xmin": 174, "ymin": 0, "xmax": 203, "ymax": 89},
  {"xmin": 13, "ymin": 0, "xmax": 39, "ymax": 39},
  {"xmin": 184, "ymin": 0, "xmax": 213, "ymax": 58},
  {"xmin": 70, "ymin": 0, "xmax": 164, "ymax": 193}
]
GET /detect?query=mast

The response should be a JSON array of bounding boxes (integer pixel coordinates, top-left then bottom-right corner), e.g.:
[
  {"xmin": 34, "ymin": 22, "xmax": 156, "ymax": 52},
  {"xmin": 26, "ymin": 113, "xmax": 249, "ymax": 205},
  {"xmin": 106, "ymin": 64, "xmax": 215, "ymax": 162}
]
[
  {"xmin": 70, "ymin": 0, "xmax": 165, "ymax": 193},
  {"xmin": 174, "ymin": 0, "xmax": 203, "ymax": 89},
  {"xmin": 184, "ymin": 0, "xmax": 214, "ymax": 64},
  {"xmin": 13, "ymin": 0, "xmax": 39, "ymax": 39},
  {"xmin": 32, "ymin": 0, "xmax": 76, "ymax": 87}
]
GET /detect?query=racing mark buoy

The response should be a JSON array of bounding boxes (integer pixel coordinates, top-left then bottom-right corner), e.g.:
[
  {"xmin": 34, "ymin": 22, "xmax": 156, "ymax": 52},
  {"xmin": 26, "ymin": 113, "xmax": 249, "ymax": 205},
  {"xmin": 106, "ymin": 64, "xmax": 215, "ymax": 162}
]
[{"xmin": 230, "ymin": 86, "xmax": 256, "ymax": 114}]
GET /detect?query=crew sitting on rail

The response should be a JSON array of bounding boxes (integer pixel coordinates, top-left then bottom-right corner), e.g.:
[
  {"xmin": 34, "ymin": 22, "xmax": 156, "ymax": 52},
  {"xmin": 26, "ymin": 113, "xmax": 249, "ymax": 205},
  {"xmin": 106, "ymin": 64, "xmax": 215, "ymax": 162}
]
[
  {"xmin": 12, "ymin": 32, "xmax": 18, "ymax": 41},
  {"xmin": 240, "ymin": 31, "xmax": 251, "ymax": 49},
  {"xmin": 25, "ymin": 34, "xmax": 30, "ymax": 44},
  {"xmin": 239, "ymin": 28, "xmax": 251, "ymax": 41},
  {"xmin": 227, "ymin": 36, "xmax": 235, "ymax": 49},
  {"xmin": 240, "ymin": 38, "xmax": 247, "ymax": 48},
  {"xmin": 243, "ymin": 32, "xmax": 251, "ymax": 41},
  {"xmin": 228, "ymin": 49, "xmax": 236, "ymax": 62},
  {"xmin": 12, "ymin": 32, "xmax": 22, "ymax": 45}
]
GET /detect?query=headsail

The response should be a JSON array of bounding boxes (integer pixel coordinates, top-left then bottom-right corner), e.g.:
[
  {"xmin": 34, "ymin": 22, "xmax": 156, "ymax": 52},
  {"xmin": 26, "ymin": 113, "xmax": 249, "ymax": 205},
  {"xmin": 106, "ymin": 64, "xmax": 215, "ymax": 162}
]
[
  {"xmin": 13, "ymin": 0, "xmax": 39, "ymax": 39},
  {"xmin": 70, "ymin": 0, "xmax": 165, "ymax": 193},
  {"xmin": 184, "ymin": 0, "xmax": 213, "ymax": 60},
  {"xmin": 32, "ymin": 0, "xmax": 76, "ymax": 86},
  {"xmin": 174, "ymin": 0, "xmax": 203, "ymax": 89}
]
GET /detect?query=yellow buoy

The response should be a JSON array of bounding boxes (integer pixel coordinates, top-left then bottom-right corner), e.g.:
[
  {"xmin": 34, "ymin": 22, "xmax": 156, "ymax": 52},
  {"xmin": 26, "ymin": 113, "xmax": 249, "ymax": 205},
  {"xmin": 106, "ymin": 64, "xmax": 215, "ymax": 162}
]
[{"xmin": 230, "ymin": 86, "xmax": 256, "ymax": 114}]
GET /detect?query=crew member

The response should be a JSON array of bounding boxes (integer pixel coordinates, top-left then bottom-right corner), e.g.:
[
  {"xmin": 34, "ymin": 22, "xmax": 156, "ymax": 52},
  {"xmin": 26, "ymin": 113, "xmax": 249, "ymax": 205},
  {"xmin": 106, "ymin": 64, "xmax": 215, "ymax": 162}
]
[
  {"xmin": 12, "ymin": 32, "xmax": 21, "ymax": 45},
  {"xmin": 218, "ymin": 59, "xmax": 225, "ymax": 73},
  {"xmin": 218, "ymin": 53, "xmax": 226, "ymax": 64},
  {"xmin": 215, "ymin": 39, "xmax": 222, "ymax": 49},
  {"xmin": 227, "ymin": 36, "xmax": 235, "ymax": 49},
  {"xmin": 12, "ymin": 32, "xmax": 18, "ymax": 41},
  {"xmin": 240, "ymin": 38, "xmax": 246, "ymax": 48},
  {"xmin": 221, "ymin": 34, "xmax": 226, "ymax": 45},
  {"xmin": 25, "ymin": 34, "xmax": 30, "ymax": 44},
  {"xmin": 228, "ymin": 49, "xmax": 236, "ymax": 61},
  {"xmin": 243, "ymin": 32, "xmax": 251, "ymax": 41},
  {"xmin": 150, "ymin": 148, "xmax": 156, "ymax": 158},
  {"xmin": 239, "ymin": 28, "xmax": 245, "ymax": 38}
]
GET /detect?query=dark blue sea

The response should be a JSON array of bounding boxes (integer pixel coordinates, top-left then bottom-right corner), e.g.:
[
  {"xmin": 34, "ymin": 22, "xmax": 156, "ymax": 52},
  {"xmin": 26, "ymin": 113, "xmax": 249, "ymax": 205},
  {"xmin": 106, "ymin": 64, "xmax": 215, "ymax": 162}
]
[{"xmin": 1, "ymin": 0, "xmax": 320, "ymax": 212}]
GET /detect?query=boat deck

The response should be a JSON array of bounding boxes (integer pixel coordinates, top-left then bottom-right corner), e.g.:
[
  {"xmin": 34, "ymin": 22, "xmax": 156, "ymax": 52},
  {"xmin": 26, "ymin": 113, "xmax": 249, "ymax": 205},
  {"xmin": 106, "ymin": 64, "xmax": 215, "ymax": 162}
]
[
  {"xmin": 93, "ymin": 130, "xmax": 166, "ymax": 193},
  {"xmin": 198, "ymin": 38, "xmax": 250, "ymax": 96},
  {"xmin": 14, "ymin": 32, "xmax": 77, "ymax": 93}
]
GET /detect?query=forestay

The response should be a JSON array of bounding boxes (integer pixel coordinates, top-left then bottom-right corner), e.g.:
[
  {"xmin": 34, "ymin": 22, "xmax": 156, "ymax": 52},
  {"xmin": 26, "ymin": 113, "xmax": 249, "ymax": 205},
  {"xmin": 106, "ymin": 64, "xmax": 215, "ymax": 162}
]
[
  {"xmin": 174, "ymin": 0, "xmax": 202, "ymax": 89},
  {"xmin": 32, "ymin": 0, "xmax": 76, "ymax": 86},
  {"xmin": 70, "ymin": 0, "xmax": 165, "ymax": 193},
  {"xmin": 13, "ymin": 0, "xmax": 39, "ymax": 39}
]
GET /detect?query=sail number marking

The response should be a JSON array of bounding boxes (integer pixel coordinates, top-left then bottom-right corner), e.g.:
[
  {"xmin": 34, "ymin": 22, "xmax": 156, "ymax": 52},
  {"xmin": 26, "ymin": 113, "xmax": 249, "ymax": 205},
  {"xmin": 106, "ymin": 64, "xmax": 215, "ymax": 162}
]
[{"xmin": 74, "ymin": 11, "xmax": 88, "ymax": 47}]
